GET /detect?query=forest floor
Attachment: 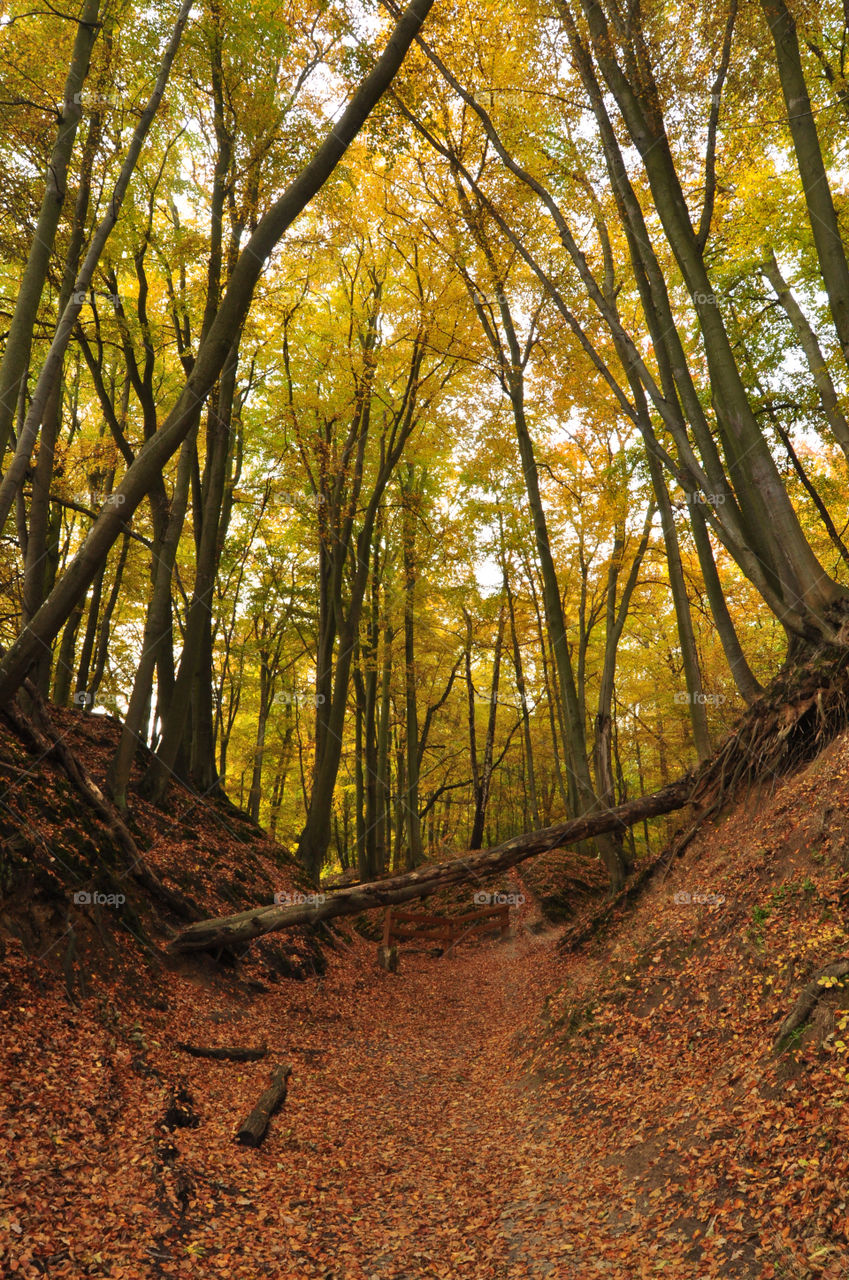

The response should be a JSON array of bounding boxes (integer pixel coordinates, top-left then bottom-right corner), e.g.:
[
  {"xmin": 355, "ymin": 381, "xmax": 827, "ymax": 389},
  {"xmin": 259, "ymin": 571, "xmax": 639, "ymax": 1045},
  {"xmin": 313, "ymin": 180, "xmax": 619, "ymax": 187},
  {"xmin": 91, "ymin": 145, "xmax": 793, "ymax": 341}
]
[{"xmin": 2, "ymin": 716, "xmax": 849, "ymax": 1278}]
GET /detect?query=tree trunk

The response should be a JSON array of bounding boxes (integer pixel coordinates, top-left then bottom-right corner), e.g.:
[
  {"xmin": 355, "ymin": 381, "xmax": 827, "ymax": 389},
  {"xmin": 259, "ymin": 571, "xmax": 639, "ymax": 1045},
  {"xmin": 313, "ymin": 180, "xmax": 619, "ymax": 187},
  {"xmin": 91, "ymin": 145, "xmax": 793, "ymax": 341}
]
[
  {"xmin": 401, "ymin": 468, "xmax": 424, "ymax": 868},
  {"xmin": 688, "ymin": 504, "xmax": 762, "ymax": 705},
  {"xmin": 0, "ymin": 0, "xmax": 101, "ymax": 460},
  {"xmin": 504, "ymin": 562, "xmax": 540, "ymax": 829},
  {"xmin": 762, "ymin": 251, "xmax": 849, "ymax": 463},
  {"xmin": 761, "ymin": 0, "xmax": 849, "ymax": 372},
  {"xmin": 646, "ymin": 450, "xmax": 712, "ymax": 761},
  {"xmin": 235, "ymin": 1064, "xmax": 291, "ymax": 1147}
]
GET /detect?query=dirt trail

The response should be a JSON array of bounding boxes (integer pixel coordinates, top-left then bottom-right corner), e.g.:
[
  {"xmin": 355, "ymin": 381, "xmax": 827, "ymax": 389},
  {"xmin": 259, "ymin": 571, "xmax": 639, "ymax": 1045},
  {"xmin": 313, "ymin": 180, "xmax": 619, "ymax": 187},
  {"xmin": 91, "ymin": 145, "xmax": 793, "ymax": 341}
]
[
  {"xmin": 195, "ymin": 871, "xmax": 710, "ymax": 1280},
  {"xmin": 274, "ymin": 903, "xmax": 593, "ymax": 1279}
]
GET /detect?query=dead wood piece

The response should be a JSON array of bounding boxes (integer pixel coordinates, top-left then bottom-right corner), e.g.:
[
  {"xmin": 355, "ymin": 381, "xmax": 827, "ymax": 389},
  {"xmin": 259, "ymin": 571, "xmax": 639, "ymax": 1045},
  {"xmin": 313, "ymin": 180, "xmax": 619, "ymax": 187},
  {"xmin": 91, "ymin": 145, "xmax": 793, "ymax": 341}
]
[
  {"xmin": 236, "ymin": 1064, "xmax": 292, "ymax": 1147},
  {"xmin": 176, "ymin": 1042, "xmax": 268, "ymax": 1062}
]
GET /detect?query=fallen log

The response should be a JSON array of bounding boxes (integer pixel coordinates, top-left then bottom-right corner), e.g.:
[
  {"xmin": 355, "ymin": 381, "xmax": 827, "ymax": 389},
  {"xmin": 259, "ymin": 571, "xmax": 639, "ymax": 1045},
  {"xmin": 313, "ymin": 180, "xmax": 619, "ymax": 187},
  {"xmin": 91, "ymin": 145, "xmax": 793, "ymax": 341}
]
[
  {"xmin": 176, "ymin": 1042, "xmax": 268, "ymax": 1061},
  {"xmin": 235, "ymin": 1064, "xmax": 292, "ymax": 1147},
  {"xmin": 169, "ymin": 777, "xmax": 693, "ymax": 954}
]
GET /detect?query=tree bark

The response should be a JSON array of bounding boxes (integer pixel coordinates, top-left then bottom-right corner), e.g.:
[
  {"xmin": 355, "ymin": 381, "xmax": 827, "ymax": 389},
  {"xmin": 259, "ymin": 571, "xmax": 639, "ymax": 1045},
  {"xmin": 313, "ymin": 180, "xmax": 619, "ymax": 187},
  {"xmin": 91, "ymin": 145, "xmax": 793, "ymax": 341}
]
[
  {"xmin": 688, "ymin": 504, "xmax": 762, "ymax": 705},
  {"xmin": 760, "ymin": 0, "xmax": 849, "ymax": 371},
  {"xmin": 235, "ymin": 1064, "xmax": 292, "ymax": 1147},
  {"xmin": 401, "ymin": 467, "xmax": 424, "ymax": 867},
  {"xmin": 762, "ymin": 251, "xmax": 849, "ymax": 463},
  {"xmin": 177, "ymin": 1042, "xmax": 268, "ymax": 1062}
]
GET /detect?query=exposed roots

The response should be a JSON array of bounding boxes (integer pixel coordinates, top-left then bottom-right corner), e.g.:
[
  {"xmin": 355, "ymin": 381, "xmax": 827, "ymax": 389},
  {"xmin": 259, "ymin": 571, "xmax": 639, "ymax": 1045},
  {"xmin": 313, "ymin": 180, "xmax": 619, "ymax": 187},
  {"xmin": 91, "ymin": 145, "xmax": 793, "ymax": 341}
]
[
  {"xmin": 563, "ymin": 649, "xmax": 849, "ymax": 952},
  {"xmin": 689, "ymin": 648, "xmax": 849, "ymax": 812},
  {"xmin": 774, "ymin": 959, "xmax": 849, "ymax": 1055}
]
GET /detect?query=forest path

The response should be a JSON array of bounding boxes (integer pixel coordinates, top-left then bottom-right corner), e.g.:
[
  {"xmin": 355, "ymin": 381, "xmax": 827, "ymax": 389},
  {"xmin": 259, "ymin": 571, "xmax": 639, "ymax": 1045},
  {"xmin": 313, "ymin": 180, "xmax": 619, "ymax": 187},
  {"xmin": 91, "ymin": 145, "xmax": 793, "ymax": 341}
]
[
  {"xmin": 272, "ymin": 890, "xmax": 597, "ymax": 1280},
  {"xmin": 189, "ymin": 864, "xmax": 768, "ymax": 1280}
]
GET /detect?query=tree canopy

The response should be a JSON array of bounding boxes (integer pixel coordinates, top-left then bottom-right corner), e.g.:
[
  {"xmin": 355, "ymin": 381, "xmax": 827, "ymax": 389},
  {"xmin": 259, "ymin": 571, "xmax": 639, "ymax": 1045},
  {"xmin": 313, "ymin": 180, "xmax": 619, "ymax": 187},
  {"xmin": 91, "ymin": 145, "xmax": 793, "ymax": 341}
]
[{"xmin": 2, "ymin": 0, "xmax": 849, "ymax": 885}]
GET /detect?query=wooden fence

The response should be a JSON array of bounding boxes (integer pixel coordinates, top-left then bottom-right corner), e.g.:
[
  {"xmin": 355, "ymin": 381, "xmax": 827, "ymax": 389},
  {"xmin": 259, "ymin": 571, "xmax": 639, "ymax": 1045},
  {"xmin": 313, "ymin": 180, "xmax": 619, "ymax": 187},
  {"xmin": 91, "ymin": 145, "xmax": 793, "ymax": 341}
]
[{"xmin": 381, "ymin": 902, "xmax": 510, "ymax": 957}]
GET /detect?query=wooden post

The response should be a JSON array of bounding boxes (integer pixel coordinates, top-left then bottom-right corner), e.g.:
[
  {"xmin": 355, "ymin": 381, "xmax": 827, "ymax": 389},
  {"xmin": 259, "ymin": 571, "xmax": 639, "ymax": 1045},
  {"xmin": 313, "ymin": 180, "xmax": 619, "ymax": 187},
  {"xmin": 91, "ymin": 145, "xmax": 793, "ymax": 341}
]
[{"xmin": 377, "ymin": 943, "xmax": 399, "ymax": 971}]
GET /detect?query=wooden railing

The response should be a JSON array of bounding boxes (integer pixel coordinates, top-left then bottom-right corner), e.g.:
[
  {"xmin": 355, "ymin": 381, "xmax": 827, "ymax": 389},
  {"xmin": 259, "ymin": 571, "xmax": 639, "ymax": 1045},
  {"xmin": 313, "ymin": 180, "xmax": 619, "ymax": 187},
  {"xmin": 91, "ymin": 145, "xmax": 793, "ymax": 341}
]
[{"xmin": 381, "ymin": 903, "xmax": 510, "ymax": 956}]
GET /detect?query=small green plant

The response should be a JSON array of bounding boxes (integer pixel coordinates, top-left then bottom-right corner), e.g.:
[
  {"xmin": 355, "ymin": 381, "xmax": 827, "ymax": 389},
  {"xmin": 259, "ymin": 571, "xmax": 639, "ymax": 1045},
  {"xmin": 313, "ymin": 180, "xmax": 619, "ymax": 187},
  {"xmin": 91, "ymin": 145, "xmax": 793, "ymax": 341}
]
[{"xmin": 774, "ymin": 1022, "xmax": 808, "ymax": 1057}]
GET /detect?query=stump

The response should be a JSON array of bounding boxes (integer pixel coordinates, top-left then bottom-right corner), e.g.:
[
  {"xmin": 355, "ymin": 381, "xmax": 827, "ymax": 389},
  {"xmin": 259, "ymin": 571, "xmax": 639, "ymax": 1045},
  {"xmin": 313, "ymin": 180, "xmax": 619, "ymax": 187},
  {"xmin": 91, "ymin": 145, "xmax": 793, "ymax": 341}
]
[
  {"xmin": 235, "ymin": 1064, "xmax": 292, "ymax": 1147},
  {"xmin": 377, "ymin": 944, "xmax": 399, "ymax": 972}
]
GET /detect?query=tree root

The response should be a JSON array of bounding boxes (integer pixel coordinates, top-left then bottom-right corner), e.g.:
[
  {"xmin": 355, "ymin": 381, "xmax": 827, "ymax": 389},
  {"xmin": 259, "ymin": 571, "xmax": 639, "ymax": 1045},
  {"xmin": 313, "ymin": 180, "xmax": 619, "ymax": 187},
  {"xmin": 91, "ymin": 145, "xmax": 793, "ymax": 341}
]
[
  {"xmin": 689, "ymin": 649, "xmax": 849, "ymax": 813},
  {"xmin": 774, "ymin": 959, "xmax": 849, "ymax": 1054}
]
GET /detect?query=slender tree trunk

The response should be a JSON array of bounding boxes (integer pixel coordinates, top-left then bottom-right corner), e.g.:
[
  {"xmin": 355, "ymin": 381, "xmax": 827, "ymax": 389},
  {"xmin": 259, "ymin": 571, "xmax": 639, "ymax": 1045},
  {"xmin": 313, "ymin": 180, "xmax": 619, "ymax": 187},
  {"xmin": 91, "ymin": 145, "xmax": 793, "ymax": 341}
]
[
  {"xmin": 53, "ymin": 600, "xmax": 84, "ymax": 707},
  {"xmin": 504, "ymin": 565, "xmax": 540, "ymax": 829},
  {"xmin": 0, "ymin": 0, "xmax": 101, "ymax": 461},
  {"xmin": 354, "ymin": 652, "xmax": 368, "ymax": 880},
  {"xmin": 107, "ymin": 428, "xmax": 197, "ymax": 810},
  {"xmin": 468, "ymin": 596, "xmax": 506, "ymax": 850},
  {"xmin": 247, "ymin": 652, "xmax": 271, "ymax": 824},
  {"xmin": 524, "ymin": 560, "xmax": 569, "ymax": 810},
  {"xmin": 375, "ymin": 622, "xmax": 392, "ymax": 875},
  {"xmin": 762, "ymin": 252, "xmax": 849, "ymax": 463},
  {"xmin": 688, "ymin": 504, "xmax": 762, "ymax": 705},
  {"xmin": 646, "ymin": 450, "xmax": 712, "ymax": 761},
  {"xmin": 74, "ymin": 563, "xmax": 105, "ymax": 708},
  {"xmin": 761, "ymin": 0, "xmax": 849, "ymax": 372},
  {"xmin": 142, "ymin": 342, "xmax": 239, "ymax": 800},
  {"xmin": 401, "ymin": 469, "xmax": 424, "ymax": 868},
  {"xmin": 393, "ymin": 736, "xmax": 406, "ymax": 872}
]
